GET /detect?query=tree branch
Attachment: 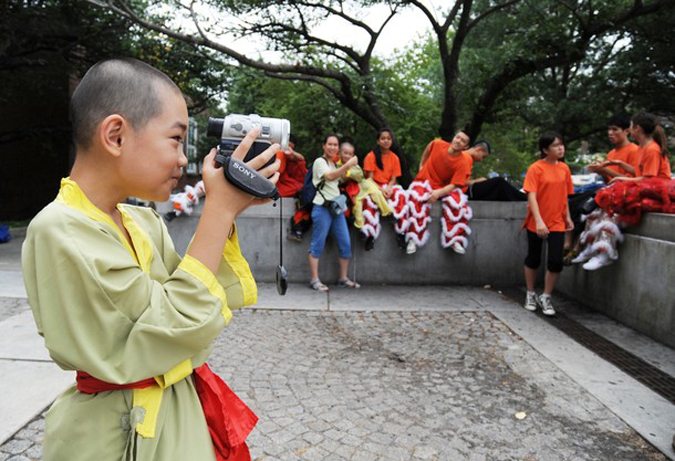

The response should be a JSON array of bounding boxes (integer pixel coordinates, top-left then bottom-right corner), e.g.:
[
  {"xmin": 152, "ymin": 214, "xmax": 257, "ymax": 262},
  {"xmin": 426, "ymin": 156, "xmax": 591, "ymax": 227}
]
[
  {"xmin": 465, "ymin": 0, "xmax": 522, "ymax": 35},
  {"xmin": 84, "ymin": 0, "xmax": 349, "ymax": 83},
  {"xmin": 290, "ymin": 0, "xmax": 376, "ymax": 37}
]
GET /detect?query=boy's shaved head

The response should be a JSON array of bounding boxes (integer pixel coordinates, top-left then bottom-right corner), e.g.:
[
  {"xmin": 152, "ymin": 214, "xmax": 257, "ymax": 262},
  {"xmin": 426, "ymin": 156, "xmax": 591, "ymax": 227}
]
[{"xmin": 70, "ymin": 58, "xmax": 182, "ymax": 149}]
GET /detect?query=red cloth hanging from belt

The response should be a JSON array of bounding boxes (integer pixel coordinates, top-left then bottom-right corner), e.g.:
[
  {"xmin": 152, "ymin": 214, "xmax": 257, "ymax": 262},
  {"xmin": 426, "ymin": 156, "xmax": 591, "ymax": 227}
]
[{"xmin": 76, "ymin": 363, "xmax": 258, "ymax": 461}]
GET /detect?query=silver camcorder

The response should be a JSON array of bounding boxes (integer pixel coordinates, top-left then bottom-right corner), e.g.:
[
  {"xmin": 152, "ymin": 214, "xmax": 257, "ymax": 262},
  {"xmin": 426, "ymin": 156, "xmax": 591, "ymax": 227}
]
[
  {"xmin": 207, "ymin": 113, "xmax": 291, "ymax": 296},
  {"xmin": 207, "ymin": 113, "xmax": 291, "ymax": 199}
]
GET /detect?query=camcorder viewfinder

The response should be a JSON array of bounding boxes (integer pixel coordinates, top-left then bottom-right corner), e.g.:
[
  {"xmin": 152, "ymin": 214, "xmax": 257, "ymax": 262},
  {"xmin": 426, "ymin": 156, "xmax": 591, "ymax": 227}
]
[{"xmin": 207, "ymin": 114, "xmax": 290, "ymax": 200}]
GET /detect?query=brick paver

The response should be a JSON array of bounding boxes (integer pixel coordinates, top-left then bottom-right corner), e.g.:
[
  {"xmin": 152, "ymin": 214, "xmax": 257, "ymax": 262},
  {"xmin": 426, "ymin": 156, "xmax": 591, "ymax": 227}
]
[{"xmin": 1, "ymin": 309, "xmax": 666, "ymax": 461}]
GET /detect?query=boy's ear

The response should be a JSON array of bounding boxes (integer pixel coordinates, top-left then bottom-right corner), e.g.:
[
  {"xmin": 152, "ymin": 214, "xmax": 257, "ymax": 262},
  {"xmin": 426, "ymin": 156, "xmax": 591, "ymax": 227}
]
[{"xmin": 99, "ymin": 114, "xmax": 127, "ymax": 158}]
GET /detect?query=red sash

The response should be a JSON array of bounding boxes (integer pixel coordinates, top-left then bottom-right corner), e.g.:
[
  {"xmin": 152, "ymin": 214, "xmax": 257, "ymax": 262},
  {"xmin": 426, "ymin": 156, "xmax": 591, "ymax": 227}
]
[{"xmin": 76, "ymin": 363, "xmax": 258, "ymax": 461}]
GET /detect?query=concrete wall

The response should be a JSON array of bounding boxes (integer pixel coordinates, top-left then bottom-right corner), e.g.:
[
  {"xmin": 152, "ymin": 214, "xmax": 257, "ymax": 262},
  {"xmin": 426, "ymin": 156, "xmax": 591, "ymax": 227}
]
[
  {"xmin": 161, "ymin": 200, "xmax": 674, "ymax": 347},
  {"xmin": 557, "ymin": 213, "xmax": 675, "ymax": 348},
  {"xmin": 162, "ymin": 198, "xmax": 530, "ymax": 287}
]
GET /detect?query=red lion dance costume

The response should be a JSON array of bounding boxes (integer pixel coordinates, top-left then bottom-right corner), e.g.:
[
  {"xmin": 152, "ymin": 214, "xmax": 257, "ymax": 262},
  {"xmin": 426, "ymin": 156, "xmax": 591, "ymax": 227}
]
[
  {"xmin": 575, "ymin": 178, "xmax": 674, "ymax": 269},
  {"xmin": 393, "ymin": 180, "xmax": 472, "ymax": 250}
]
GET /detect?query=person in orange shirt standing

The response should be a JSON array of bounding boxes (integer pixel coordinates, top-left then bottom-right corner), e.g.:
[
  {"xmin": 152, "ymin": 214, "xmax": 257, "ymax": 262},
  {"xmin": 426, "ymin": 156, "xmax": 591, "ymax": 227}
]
[
  {"xmin": 523, "ymin": 132, "xmax": 575, "ymax": 316},
  {"xmin": 363, "ymin": 128, "xmax": 403, "ymax": 250},
  {"xmin": 402, "ymin": 132, "xmax": 491, "ymax": 255}
]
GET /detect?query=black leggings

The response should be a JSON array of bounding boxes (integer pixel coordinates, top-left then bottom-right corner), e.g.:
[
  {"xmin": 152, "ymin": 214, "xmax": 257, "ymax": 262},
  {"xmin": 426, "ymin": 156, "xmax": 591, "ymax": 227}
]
[
  {"xmin": 525, "ymin": 230, "xmax": 565, "ymax": 273},
  {"xmin": 467, "ymin": 177, "xmax": 527, "ymax": 201}
]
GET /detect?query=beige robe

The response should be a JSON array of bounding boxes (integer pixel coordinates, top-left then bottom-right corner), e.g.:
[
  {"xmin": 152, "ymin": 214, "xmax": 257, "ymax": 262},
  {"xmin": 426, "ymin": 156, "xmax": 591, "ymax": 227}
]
[{"xmin": 22, "ymin": 178, "xmax": 256, "ymax": 461}]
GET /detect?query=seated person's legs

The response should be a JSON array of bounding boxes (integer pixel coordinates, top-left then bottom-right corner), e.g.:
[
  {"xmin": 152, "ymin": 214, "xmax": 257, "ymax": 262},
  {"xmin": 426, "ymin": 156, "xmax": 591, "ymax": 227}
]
[{"xmin": 469, "ymin": 177, "xmax": 526, "ymax": 201}]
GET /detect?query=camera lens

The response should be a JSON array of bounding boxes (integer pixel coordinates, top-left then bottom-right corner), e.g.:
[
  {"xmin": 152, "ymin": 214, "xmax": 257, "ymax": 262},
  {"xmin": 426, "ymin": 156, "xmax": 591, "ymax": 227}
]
[{"xmin": 206, "ymin": 117, "xmax": 224, "ymax": 138}]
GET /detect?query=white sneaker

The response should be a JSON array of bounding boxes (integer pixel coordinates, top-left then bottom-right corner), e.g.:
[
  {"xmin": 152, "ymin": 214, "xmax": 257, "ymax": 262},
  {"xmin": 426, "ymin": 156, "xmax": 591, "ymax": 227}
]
[
  {"xmin": 406, "ymin": 240, "xmax": 417, "ymax": 254},
  {"xmin": 451, "ymin": 242, "xmax": 466, "ymax": 254},
  {"xmin": 524, "ymin": 291, "xmax": 538, "ymax": 311},
  {"xmin": 583, "ymin": 253, "xmax": 611, "ymax": 271},
  {"xmin": 538, "ymin": 294, "xmax": 556, "ymax": 316}
]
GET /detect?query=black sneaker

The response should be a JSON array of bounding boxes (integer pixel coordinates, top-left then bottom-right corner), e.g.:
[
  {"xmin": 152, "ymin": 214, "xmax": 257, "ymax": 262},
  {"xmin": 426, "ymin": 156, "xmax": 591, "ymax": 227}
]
[
  {"xmin": 396, "ymin": 233, "xmax": 406, "ymax": 250},
  {"xmin": 365, "ymin": 236, "xmax": 375, "ymax": 251},
  {"xmin": 286, "ymin": 231, "xmax": 303, "ymax": 242}
]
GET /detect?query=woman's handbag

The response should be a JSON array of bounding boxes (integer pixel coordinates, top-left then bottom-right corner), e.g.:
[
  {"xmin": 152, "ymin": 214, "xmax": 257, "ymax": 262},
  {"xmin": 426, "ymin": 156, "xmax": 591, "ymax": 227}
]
[
  {"xmin": 316, "ymin": 181, "xmax": 348, "ymax": 216},
  {"xmin": 325, "ymin": 194, "xmax": 348, "ymax": 216}
]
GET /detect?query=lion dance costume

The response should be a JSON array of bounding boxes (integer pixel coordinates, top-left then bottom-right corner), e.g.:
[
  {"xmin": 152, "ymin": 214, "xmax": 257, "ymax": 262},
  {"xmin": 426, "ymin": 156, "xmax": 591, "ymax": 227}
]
[{"xmin": 575, "ymin": 178, "xmax": 675, "ymax": 269}]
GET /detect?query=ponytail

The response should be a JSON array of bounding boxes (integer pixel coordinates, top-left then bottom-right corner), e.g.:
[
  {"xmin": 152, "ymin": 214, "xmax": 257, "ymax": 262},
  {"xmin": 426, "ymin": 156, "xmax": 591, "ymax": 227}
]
[
  {"xmin": 633, "ymin": 112, "xmax": 670, "ymax": 158},
  {"xmin": 653, "ymin": 125, "xmax": 670, "ymax": 158},
  {"xmin": 373, "ymin": 128, "xmax": 394, "ymax": 170},
  {"xmin": 373, "ymin": 145, "xmax": 384, "ymax": 170}
]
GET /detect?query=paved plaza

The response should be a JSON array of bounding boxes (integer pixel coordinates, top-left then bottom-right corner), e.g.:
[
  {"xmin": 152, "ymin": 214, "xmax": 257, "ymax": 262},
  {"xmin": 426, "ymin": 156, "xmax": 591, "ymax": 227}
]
[{"xmin": 1, "ymin": 279, "xmax": 674, "ymax": 461}]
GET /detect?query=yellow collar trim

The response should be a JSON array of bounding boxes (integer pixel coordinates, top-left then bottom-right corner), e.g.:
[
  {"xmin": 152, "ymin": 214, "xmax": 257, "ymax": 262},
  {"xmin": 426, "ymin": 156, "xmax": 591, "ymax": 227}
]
[{"xmin": 55, "ymin": 177, "xmax": 153, "ymax": 271}]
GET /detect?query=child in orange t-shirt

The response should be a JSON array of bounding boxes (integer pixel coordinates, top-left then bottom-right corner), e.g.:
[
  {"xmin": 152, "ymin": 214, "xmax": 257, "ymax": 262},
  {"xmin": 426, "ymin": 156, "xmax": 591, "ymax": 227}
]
[
  {"xmin": 362, "ymin": 128, "xmax": 403, "ymax": 250},
  {"xmin": 523, "ymin": 132, "xmax": 574, "ymax": 316}
]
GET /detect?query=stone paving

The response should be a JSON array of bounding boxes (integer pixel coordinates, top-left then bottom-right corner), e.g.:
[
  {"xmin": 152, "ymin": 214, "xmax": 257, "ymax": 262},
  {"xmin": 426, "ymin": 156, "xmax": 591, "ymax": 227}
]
[
  {"xmin": 0, "ymin": 297, "xmax": 28, "ymax": 323},
  {"xmin": 1, "ymin": 308, "xmax": 666, "ymax": 461}
]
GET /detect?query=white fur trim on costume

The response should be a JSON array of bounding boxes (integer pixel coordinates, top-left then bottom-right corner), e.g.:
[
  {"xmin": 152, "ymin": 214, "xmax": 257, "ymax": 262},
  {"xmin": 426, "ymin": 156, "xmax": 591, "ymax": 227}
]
[
  {"xmin": 406, "ymin": 230, "xmax": 430, "ymax": 247},
  {"xmin": 590, "ymin": 240, "xmax": 619, "ymax": 260},
  {"xmin": 580, "ymin": 219, "xmax": 623, "ymax": 244},
  {"xmin": 407, "ymin": 181, "xmax": 432, "ymax": 202},
  {"xmin": 441, "ymin": 221, "xmax": 472, "ymax": 239},
  {"xmin": 363, "ymin": 195, "xmax": 377, "ymax": 209},
  {"xmin": 392, "ymin": 206, "xmax": 409, "ymax": 220},
  {"xmin": 441, "ymin": 203, "xmax": 473, "ymax": 223},
  {"xmin": 388, "ymin": 188, "xmax": 407, "ymax": 209},
  {"xmin": 362, "ymin": 209, "xmax": 380, "ymax": 226},
  {"xmin": 394, "ymin": 221, "xmax": 409, "ymax": 234},
  {"xmin": 442, "ymin": 235, "xmax": 469, "ymax": 249},
  {"xmin": 408, "ymin": 201, "xmax": 431, "ymax": 219},
  {"xmin": 406, "ymin": 216, "xmax": 432, "ymax": 233},
  {"xmin": 598, "ymin": 221, "xmax": 624, "ymax": 242},
  {"xmin": 441, "ymin": 191, "xmax": 468, "ymax": 210},
  {"xmin": 442, "ymin": 205, "xmax": 465, "ymax": 223},
  {"xmin": 463, "ymin": 205, "xmax": 473, "ymax": 221},
  {"xmin": 361, "ymin": 223, "xmax": 381, "ymax": 239}
]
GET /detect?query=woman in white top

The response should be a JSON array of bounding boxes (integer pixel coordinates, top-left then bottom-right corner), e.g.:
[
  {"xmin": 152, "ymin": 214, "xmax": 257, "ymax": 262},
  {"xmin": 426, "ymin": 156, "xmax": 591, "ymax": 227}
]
[{"xmin": 308, "ymin": 134, "xmax": 359, "ymax": 291}]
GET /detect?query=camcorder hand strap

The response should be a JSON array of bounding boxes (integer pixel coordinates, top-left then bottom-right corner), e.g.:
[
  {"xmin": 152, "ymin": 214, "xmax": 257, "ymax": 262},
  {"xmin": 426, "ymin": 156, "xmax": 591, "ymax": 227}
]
[{"xmin": 275, "ymin": 198, "xmax": 288, "ymax": 295}]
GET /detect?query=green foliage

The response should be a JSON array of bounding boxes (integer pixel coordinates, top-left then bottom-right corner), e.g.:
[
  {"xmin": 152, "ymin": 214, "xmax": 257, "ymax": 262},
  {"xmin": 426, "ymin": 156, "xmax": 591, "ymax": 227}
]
[{"xmin": 225, "ymin": 69, "xmax": 376, "ymax": 163}]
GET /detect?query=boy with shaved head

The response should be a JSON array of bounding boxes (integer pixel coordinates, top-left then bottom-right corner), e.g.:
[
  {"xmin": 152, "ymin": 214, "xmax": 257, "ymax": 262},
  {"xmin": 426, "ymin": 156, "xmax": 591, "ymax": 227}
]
[{"xmin": 22, "ymin": 58, "xmax": 279, "ymax": 461}]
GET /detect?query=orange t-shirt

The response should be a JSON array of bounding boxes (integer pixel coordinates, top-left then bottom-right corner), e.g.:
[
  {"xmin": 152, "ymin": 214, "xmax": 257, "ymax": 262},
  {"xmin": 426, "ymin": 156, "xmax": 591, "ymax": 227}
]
[
  {"xmin": 415, "ymin": 140, "xmax": 473, "ymax": 191},
  {"xmin": 363, "ymin": 151, "xmax": 402, "ymax": 186},
  {"xmin": 523, "ymin": 160, "xmax": 574, "ymax": 232},
  {"xmin": 275, "ymin": 150, "xmax": 308, "ymax": 197},
  {"xmin": 276, "ymin": 150, "xmax": 288, "ymax": 175},
  {"xmin": 605, "ymin": 143, "xmax": 640, "ymax": 177},
  {"xmin": 638, "ymin": 141, "xmax": 671, "ymax": 179}
]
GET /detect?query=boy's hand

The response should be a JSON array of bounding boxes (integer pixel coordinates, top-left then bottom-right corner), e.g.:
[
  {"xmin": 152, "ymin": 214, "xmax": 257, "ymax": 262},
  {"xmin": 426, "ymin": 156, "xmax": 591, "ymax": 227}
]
[
  {"xmin": 382, "ymin": 185, "xmax": 392, "ymax": 198},
  {"xmin": 535, "ymin": 220, "xmax": 549, "ymax": 238},
  {"xmin": 428, "ymin": 189, "xmax": 444, "ymax": 203},
  {"xmin": 202, "ymin": 128, "xmax": 281, "ymax": 216},
  {"xmin": 345, "ymin": 156, "xmax": 358, "ymax": 168},
  {"xmin": 565, "ymin": 217, "xmax": 575, "ymax": 231}
]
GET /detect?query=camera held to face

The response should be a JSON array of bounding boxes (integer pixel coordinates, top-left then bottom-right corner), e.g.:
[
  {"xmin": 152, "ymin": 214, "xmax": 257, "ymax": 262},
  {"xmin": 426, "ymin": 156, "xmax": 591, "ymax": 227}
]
[{"xmin": 207, "ymin": 113, "xmax": 291, "ymax": 199}]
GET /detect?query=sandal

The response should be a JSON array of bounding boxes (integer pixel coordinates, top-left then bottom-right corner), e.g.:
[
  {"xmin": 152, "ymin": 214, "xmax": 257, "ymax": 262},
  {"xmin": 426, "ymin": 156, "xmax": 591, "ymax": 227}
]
[
  {"xmin": 337, "ymin": 278, "xmax": 361, "ymax": 289},
  {"xmin": 563, "ymin": 249, "xmax": 578, "ymax": 266},
  {"xmin": 309, "ymin": 280, "xmax": 329, "ymax": 292}
]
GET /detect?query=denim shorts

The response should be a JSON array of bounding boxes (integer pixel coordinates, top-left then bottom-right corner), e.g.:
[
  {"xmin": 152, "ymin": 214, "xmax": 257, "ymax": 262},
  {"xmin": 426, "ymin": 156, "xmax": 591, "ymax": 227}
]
[{"xmin": 308, "ymin": 205, "xmax": 352, "ymax": 259}]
